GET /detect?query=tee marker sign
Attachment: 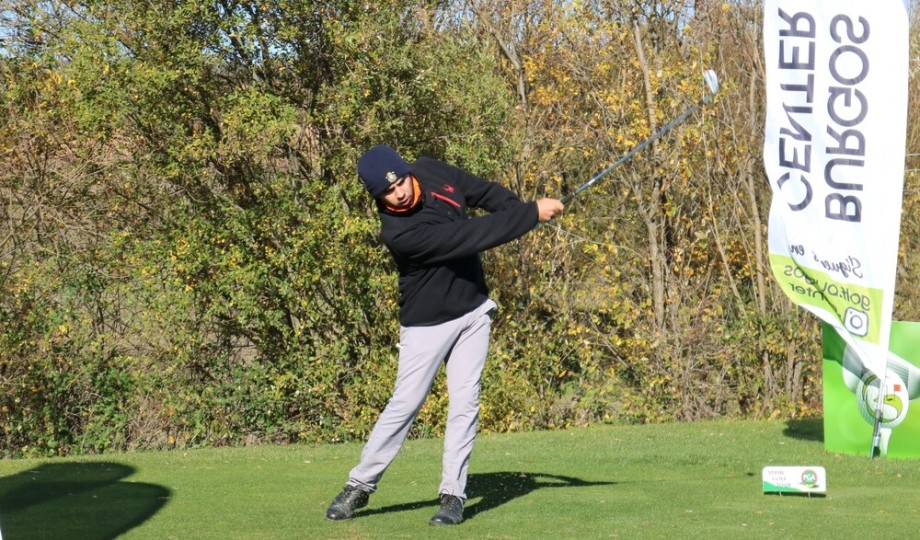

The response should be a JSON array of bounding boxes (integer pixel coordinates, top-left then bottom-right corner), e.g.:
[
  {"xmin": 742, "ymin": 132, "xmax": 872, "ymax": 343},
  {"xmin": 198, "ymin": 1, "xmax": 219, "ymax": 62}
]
[{"xmin": 762, "ymin": 466, "xmax": 827, "ymax": 496}]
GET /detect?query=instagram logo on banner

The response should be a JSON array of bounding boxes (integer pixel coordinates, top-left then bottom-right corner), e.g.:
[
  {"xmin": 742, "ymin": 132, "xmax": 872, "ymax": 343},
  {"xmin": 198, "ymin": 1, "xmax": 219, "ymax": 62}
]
[{"xmin": 843, "ymin": 307, "xmax": 869, "ymax": 337}]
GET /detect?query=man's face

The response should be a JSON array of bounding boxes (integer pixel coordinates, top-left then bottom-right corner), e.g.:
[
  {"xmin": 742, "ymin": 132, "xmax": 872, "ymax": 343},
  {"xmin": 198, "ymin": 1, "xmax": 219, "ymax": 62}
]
[{"xmin": 380, "ymin": 175, "xmax": 415, "ymax": 210}]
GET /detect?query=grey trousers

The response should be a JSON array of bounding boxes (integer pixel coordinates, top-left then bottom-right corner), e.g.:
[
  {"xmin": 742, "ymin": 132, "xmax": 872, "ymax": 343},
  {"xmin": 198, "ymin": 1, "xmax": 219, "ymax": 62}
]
[{"xmin": 347, "ymin": 299, "xmax": 497, "ymax": 501}]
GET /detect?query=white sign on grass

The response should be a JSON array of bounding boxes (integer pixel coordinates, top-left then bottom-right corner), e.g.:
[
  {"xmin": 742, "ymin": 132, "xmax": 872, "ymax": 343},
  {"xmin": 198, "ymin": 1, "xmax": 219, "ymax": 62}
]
[{"xmin": 762, "ymin": 466, "xmax": 827, "ymax": 495}]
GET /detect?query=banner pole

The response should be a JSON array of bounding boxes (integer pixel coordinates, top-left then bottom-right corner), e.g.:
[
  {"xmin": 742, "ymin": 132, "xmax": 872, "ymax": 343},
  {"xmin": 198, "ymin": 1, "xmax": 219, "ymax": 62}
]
[
  {"xmin": 870, "ymin": 410, "xmax": 882, "ymax": 459},
  {"xmin": 869, "ymin": 353, "xmax": 891, "ymax": 459}
]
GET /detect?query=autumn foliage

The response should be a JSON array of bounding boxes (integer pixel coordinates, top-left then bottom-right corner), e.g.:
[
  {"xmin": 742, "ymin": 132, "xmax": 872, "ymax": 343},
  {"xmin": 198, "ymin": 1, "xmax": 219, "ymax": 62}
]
[{"xmin": 2, "ymin": 1, "xmax": 919, "ymax": 457}]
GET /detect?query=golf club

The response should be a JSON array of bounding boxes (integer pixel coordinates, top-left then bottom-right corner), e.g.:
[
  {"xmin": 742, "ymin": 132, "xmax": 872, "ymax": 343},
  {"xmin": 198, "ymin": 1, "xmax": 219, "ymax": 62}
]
[{"xmin": 537, "ymin": 69, "xmax": 720, "ymax": 227}]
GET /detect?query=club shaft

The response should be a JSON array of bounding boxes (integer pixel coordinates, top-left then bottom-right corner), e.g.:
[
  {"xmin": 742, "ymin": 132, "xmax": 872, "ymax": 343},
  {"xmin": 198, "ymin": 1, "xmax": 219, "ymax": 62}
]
[
  {"xmin": 560, "ymin": 94, "xmax": 711, "ymax": 206},
  {"xmin": 533, "ymin": 77, "xmax": 716, "ymax": 231}
]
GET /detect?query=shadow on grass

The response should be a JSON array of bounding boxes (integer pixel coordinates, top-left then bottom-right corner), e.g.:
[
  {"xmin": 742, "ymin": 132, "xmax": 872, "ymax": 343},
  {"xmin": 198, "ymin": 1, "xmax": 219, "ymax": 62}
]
[
  {"xmin": 358, "ymin": 471, "xmax": 615, "ymax": 521},
  {"xmin": 0, "ymin": 461, "xmax": 170, "ymax": 540},
  {"xmin": 783, "ymin": 417, "xmax": 824, "ymax": 443}
]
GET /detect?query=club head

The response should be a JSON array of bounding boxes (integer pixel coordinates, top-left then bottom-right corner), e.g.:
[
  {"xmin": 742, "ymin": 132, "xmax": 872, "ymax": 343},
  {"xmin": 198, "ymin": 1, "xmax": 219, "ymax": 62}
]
[{"xmin": 703, "ymin": 69, "xmax": 720, "ymax": 95}]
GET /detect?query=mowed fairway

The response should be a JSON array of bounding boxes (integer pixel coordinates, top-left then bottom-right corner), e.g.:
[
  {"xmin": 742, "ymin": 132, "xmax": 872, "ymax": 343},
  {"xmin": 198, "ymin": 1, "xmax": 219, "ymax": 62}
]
[{"xmin": 1, "ymin": 418, "xmax": 917, "ymax": 539}]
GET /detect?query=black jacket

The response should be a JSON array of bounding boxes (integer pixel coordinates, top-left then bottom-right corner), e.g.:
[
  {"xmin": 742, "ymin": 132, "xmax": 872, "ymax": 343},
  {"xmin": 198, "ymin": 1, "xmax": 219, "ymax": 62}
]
[{"xmin": 377, "ymin": 157, "xmax": 538, "ymax": 326}]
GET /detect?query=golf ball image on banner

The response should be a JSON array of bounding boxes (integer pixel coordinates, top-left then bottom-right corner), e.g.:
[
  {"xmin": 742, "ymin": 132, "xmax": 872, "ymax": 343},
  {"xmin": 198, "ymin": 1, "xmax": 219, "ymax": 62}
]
[
  {"xmin": 854, "ymin": 371, "xmax": 909, "ymax": 428},
  {"xmin": 844, "ymin": 344, "xmax": 917, "ymax": 431},
  {"xmin": 823, "ymin": 322, "xmax": 920, "ymax": 458}
]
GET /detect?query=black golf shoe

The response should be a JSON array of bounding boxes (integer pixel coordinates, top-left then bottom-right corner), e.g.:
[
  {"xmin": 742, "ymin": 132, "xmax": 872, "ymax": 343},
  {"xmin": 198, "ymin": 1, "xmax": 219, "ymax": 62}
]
[
  {"xmin": 325, "ymin": 485, "xmax": 370, "ymax": 520},
  {"xmin": 429, "ymin": 494, "xmax": 464, "ymax": 526}
]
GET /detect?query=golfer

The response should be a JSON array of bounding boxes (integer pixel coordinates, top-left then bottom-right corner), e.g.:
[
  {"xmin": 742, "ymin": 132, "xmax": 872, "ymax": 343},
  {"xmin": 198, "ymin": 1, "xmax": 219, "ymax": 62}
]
[{"xmin": 325, "ymin": 145, "xmax": 564, "ymax": 526}]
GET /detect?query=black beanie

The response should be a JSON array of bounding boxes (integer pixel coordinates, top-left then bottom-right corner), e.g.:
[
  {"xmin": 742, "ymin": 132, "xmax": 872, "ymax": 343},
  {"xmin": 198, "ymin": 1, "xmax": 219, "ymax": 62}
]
[{"xmin": 357, "ymin": 145, "xmax": 412, "ymax": 198}]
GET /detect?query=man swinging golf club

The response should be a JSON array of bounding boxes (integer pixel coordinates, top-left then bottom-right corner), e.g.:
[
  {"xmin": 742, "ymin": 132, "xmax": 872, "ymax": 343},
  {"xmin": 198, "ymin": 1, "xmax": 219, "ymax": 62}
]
[{"xmin": 325, "ymin": 145, "xmax": 564, "ymax": 526}]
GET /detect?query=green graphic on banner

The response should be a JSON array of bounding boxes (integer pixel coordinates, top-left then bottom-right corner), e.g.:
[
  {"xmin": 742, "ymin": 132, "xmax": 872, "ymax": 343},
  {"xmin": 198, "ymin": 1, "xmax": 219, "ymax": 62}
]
[
  {"xmin": 771, "ymin": 255, "xmax": 883, "ymax": 344},
  {"xmin": 823, "ymin": 322, "xmax": 920, "ymax": 458}
]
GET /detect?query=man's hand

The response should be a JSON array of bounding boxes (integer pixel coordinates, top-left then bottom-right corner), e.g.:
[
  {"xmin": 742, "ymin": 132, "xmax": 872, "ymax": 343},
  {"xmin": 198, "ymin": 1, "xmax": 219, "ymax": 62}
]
[{"xmin": 536, "ymin": 198, "xmax": 565, "ymax": 222}]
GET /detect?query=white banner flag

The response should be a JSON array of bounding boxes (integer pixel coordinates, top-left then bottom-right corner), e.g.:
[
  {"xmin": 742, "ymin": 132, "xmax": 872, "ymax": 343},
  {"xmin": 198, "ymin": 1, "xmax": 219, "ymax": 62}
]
[{"xmin": 763, "ymin": 0, "xmax": 908, "ymax": 410}]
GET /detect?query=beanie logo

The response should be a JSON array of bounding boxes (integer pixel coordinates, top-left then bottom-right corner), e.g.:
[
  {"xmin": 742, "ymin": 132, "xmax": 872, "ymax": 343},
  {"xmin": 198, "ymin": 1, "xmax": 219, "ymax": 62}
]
[{"xmin": 386, "ymin": 171, "xmax": 399, "ymax": 184}]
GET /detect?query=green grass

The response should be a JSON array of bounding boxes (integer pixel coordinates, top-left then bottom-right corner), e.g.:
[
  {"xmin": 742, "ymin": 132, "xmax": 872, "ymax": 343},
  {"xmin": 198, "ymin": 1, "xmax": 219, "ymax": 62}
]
[{"xmin": 0, "ymin": 418, "xmax": 916, "ymax": 539}]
